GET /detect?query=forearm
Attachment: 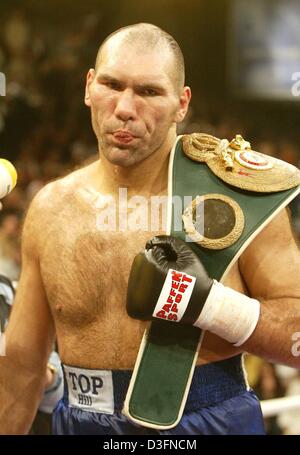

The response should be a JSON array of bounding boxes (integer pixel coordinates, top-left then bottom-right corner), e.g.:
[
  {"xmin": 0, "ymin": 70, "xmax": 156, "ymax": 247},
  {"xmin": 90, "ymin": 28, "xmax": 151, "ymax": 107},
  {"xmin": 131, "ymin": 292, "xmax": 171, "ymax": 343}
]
[
  {"xmin": 127, "ymin": 233, "xmax": 300, "ymax": 368},
  {"xmin": 0, "ymin": 346, "xmax": 47, "ymax": 434},
  {"xmin": 242, "ymin": 297, "xmax": 300, "ymax": 368}
]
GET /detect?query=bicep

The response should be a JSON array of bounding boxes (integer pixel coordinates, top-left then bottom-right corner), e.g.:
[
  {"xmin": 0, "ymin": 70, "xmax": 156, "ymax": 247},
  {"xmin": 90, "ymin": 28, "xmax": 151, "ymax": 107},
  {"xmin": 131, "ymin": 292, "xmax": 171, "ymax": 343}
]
[
  {"xmin": 239, "ymin": 208, "xmax": 300, "ymax": 300},
  {"xmin": 5, "ymin": 204, "xmax": 55, "ymax": 370}
]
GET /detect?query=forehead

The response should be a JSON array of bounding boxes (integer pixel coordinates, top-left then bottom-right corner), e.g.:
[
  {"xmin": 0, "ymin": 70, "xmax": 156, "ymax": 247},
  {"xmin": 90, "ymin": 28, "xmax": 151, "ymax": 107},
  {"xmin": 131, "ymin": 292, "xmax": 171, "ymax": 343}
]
[{"xmin": 96, "ymin": 37, "xmax": 175, "ymax": 88}]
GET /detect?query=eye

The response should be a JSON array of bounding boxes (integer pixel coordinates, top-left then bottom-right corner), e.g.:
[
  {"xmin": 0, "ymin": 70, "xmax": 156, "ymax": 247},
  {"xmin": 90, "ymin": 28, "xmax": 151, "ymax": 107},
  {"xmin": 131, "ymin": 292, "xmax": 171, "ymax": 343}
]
[
  {"xmin": 106, "ymin": 81, "xmax": 122, "ymax": 91},
  {"xmin": 139, "ymin": 87, "xmax": 159, "ymax": 97}
]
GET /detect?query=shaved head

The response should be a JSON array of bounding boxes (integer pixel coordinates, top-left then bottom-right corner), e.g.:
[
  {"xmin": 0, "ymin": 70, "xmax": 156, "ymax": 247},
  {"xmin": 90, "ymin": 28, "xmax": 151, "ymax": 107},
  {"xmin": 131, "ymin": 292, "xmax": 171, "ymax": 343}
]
[{"xmin": 95, "ymin": 23, "xmax": 185, "ymax": 93}]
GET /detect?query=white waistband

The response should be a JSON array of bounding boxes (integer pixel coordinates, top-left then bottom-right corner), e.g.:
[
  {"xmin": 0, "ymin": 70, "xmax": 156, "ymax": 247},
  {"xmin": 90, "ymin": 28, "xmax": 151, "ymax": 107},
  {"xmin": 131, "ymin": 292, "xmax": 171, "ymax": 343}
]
[{"xmin": 63, "ymin": 364, "xmax": 114, "ymax": 414}]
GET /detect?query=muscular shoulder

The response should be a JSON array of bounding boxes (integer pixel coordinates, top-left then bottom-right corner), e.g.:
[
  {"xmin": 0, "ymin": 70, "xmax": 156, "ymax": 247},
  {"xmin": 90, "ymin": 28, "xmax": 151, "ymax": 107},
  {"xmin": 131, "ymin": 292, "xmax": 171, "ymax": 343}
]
[
  {"xmin": 29, "ymin": 162, "xmax": 97, "ymax": 212},
  {"xmin": 240, "ymin": 208, "xmax": 297, "ymax": 262},
  {"xmin": 22, "ymin": 163, "xmax": 97, "ymax": 256},
  {"xmin": 239, "ymin": 208, "xmax": 300, "ymax": 298}
]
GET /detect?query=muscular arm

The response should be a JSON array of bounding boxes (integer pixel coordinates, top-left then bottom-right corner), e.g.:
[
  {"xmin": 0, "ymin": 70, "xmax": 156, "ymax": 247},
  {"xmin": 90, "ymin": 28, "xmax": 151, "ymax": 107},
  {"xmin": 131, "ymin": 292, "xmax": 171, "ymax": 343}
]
[
  {"xmin": 0, "ymin": 194, "xmax": 55, "ymax": 434},
  {"xmin": 239, "ymin": 208, "xmax": 300, "ymax": 367}
]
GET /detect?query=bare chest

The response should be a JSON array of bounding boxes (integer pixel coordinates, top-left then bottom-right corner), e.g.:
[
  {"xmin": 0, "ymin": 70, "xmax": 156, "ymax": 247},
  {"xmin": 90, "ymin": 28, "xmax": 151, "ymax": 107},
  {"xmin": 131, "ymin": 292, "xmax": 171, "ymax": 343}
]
[
  {"xmin": 38, "ymin": 191, "xmax": 246, "ymax": 367},
  {"xmin": 39, "ymin": 198, "xmax": 162, "ymax": 327}
]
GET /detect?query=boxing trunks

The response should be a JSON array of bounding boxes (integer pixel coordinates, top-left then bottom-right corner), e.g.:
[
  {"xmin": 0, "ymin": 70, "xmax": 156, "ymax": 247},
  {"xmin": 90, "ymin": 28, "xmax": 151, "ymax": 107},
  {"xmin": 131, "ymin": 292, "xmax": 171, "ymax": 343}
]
[{"xmin": 52, "ymin": 355, "xmax": 265, "ymax": 435}]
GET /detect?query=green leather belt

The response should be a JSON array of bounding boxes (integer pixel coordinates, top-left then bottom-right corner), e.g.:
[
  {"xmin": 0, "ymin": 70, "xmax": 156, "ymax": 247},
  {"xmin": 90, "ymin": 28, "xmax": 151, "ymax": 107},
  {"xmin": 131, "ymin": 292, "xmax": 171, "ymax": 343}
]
[{"xmin": 123, "ymin": 135, "xmax": 300, "ymax": 429}]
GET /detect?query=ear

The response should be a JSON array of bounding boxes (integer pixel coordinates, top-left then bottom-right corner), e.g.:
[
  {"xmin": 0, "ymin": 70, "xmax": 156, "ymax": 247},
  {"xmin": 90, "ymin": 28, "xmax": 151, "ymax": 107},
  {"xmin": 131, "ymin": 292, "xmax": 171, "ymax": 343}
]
[
  {"xmin": 84, "ymin": 69, "xmax": 95, "ymax": 107},
  {"xmin": 174, "ymin": 86, "xmax": 192, "ymax": 123}
]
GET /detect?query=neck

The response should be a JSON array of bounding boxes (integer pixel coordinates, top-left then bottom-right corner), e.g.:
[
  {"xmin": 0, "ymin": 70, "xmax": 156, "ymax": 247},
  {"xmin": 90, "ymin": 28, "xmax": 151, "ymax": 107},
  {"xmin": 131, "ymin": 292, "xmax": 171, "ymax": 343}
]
[{"xmin": 96, "ymin": 131, "xmax": 177, "ymax": 196}]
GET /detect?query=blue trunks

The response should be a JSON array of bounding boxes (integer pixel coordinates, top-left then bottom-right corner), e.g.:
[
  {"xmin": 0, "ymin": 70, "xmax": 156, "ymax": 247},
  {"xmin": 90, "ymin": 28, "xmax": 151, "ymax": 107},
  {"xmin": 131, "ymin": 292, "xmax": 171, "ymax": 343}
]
[{"xmin": 52, "ymin": 355, "xmax": 265, "ymax": 435}]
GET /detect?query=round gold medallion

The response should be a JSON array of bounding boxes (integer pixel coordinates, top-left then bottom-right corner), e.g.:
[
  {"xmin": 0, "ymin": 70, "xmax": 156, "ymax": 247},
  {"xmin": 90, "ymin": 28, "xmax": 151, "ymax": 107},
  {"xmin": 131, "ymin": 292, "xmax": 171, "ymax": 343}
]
[{"xmin": 182, "ymin": 194, "xmax": 245, "ymax": 250}]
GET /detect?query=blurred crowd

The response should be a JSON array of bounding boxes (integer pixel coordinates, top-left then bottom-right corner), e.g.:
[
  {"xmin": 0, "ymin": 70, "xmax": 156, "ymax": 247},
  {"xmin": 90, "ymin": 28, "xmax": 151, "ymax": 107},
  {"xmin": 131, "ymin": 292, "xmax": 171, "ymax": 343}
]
[{"xmin": 0, "ymin": 9, "xmax": 300, "ymax": 435}]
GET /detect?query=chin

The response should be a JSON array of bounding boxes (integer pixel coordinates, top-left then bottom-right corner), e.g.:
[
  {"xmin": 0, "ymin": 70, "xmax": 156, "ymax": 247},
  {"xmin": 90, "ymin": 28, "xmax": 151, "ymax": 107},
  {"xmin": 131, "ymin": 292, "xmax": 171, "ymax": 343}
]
[
  {"xmin": 106, "ymin": 148, "xmax": 135, "ymax": 167},
  {"xmin": 111, "ymin": 158, "xmax": 134, "ymax": 167}
]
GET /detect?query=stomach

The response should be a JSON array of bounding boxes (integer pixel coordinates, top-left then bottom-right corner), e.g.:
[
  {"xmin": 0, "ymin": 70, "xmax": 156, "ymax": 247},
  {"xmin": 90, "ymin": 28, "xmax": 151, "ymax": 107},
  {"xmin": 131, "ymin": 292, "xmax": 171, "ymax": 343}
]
[
  {"xmin": 53, "ymin": 260, "xmax": 245, "ymax": 369},
  {"xmin": 55, "ymin": 317, "xmax": 242, "ymax": 370}
]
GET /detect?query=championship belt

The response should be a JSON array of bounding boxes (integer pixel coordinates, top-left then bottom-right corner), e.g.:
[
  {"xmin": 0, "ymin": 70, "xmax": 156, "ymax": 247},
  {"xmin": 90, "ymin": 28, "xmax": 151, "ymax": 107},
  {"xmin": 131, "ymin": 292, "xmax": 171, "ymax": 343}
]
[{"xmin": 123, "ymin": 133, "xmax": 300, "ymax": 429}]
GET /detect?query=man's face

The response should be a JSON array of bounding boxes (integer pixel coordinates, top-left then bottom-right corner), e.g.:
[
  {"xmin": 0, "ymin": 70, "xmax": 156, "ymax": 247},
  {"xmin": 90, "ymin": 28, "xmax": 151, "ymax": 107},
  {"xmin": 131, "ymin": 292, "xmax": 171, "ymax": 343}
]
[{"xmin": 85, "ymin": 39, "xmax": 190, "ymax": 167}]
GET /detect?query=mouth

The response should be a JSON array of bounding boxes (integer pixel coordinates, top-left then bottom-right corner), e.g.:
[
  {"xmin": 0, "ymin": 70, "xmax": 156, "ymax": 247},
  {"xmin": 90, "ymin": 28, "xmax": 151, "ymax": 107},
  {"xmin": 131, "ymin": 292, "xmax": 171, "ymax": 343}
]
[{"xmin": 112, "ymin": 130, "xmax": 137, "ymax": 144}]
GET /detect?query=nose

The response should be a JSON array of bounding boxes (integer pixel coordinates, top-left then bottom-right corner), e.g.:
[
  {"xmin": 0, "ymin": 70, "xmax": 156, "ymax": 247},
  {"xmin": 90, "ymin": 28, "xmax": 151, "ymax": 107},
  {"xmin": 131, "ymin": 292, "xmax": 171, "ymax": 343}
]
[{"xmin": 114, "ymin": 89, "xmax": 137, "ymax": 122}]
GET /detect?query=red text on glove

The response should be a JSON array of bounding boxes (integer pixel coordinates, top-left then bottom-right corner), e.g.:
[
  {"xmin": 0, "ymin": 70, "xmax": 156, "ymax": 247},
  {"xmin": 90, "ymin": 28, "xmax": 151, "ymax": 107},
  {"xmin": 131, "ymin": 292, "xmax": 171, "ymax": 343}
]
[{"xmin": 154, "ymin": 269, "xmax": 195, "ymax": 322}]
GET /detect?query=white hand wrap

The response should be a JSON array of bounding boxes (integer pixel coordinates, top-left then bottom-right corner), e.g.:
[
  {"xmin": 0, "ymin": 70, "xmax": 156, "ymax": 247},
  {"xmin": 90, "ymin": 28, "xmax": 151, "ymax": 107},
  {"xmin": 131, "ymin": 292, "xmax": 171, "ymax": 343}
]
[{"xmin": 193, "ymin": 280, "xmax": 260, "ymax": 346}]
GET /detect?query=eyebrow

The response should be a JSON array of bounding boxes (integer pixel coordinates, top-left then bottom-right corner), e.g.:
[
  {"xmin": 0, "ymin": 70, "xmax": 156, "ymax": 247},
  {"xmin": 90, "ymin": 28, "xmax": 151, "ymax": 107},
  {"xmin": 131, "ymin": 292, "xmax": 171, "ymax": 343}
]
[
  {"xmin": 97, "ymin": 74, "xmax": 121, "ymax": 85},
  {"xmin": 97, "ymin": 73, "xmax": 167, "ymax": 94}
]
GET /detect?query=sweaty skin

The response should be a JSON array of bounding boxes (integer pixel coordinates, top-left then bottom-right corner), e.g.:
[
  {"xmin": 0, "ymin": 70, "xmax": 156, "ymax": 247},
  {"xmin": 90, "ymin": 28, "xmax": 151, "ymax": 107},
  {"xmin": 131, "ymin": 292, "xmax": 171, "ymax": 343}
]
[
  {"xmin": 33, "ymin": 164, "xmax": 245, "ymax": 370},
  {"xmin": 25, "ymin": 161, "xmax": 298, "ymax": 370}
]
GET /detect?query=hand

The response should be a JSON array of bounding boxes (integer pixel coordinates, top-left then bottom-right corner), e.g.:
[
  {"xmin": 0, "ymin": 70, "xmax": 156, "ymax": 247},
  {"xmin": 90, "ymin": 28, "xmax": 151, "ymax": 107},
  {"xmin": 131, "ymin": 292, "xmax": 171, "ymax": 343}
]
[
  {"xmin": 127, "ymin": 235, "xmax": 260, "ymax": 346},
  {"xmin": 127, "ymin": 235, "xmax": 212, "ymax": 323}
]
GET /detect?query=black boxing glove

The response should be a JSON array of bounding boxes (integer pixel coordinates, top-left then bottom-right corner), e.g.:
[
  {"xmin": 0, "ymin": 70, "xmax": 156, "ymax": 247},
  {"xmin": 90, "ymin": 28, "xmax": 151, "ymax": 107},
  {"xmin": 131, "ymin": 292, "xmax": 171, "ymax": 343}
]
[{"xmin": 127, "ymin": 235, "xmax": 260, "ymax": 346}]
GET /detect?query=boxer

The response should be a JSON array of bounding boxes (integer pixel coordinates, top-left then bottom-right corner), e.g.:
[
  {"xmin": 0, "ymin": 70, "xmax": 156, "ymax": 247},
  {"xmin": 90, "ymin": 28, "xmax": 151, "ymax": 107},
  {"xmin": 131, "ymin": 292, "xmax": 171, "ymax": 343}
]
[{"xmin": 0, "ymin": 24, "xmax": 299, "ymax": 435}]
